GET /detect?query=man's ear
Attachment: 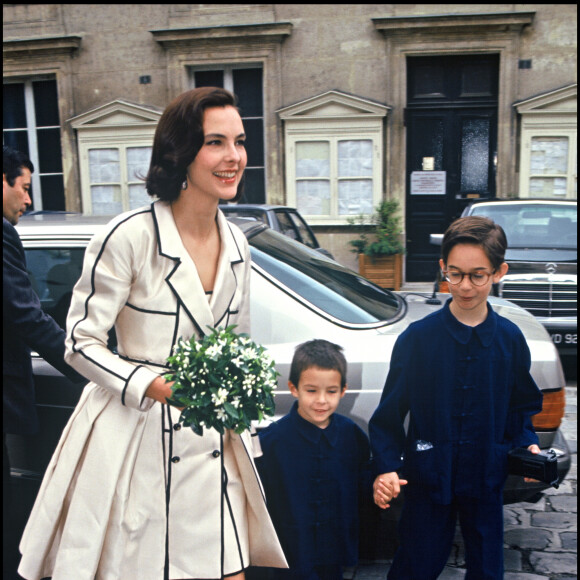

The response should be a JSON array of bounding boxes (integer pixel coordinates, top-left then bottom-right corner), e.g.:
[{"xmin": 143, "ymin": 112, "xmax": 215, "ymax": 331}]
[
  {"xmin": 288, "ymin": 381, "xmax": 299, "ymax": 399},
  {"xmin": 340, "ymin": 384, "xmax": 348, "ymax": 399}
]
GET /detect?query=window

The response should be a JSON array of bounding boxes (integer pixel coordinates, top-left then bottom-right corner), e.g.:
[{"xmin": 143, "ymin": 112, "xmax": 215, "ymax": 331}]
[
  {"xmin": 250, "ymin": 228, "xmax": 402, "ymax": 325},
  {"xmin": 295, "ymin": 139, "xmax": 375, "ymax": 216},
  {"xmin": 279, "ymin": 91, "xmax": 388, "ymax": 224},
  {"xmin": 191, "ymin": 66, "xmax": 265, "ymax": 203},
  {"xmin": 70, "ymin": 100, "xmax": 162, "ymax": 215},
  {"xmin": 87, "ymin": 146, "xmax": 151, "ymax": 215},
  {"xmin": 528, "ymin": 137, "xmax": 573, "ymax": 198},
  {"xmin": 3, "ymin": 78, "xmax": 65, "ymax": 210},
  {"xmin": 515, "ymin": 85, "xmax": 577, "ymax": 200},
  {"xmin": 24, "ymin": 247, "xmax": 86, "ymax": 330}
]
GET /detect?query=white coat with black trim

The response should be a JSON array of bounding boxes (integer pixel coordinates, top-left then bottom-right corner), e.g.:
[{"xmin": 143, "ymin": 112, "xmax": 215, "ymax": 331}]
[{"xmin": 18, "ymin": 200, "xmax": 287, "ymax": 580}]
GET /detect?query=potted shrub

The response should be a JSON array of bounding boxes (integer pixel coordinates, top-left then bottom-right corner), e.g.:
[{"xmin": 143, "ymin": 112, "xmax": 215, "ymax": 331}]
[{"xmin": 348, "ymin": 199, "xmax": 405, "ymax": 290}]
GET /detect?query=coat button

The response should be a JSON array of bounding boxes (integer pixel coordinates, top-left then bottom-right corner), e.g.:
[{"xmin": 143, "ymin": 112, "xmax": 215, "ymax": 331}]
[
  {"xmin": 212, "ymin": 450, "xmax": 221, "ymax": 458},
  {"xmin": 173, "ymin": 424, "xmax": 181, "ymax": 431},
  {"xmin": 171, "ymin": 456, "xmax": 180, "ymax": 463}
]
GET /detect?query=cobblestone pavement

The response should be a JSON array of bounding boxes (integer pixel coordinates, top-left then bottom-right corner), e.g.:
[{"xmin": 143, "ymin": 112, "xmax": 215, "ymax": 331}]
[{"xmin": 350, "ymin": 383, "xmax": 577, "ymax": 580}]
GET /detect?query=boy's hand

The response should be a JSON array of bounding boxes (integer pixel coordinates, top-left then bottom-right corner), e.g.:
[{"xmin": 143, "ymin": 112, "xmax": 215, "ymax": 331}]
[
  {"xmin": 373, "ymin": 472, "xmax": 408, "ymax": 509},
  {"xmin": 524, "ymin": 444, "xmax": 541, "ymax": 483}
]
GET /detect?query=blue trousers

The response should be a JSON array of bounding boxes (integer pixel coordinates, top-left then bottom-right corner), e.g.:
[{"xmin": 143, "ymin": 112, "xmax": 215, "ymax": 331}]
[{"xmin": 388, "ymin": 491, "xmax": 504, "ymax": 580}]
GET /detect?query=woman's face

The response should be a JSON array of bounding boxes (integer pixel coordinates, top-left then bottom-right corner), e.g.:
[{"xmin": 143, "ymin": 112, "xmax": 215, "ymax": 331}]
[{"xmin": 185, "ymin": 105, "xmax": 247, "ymax": 203}]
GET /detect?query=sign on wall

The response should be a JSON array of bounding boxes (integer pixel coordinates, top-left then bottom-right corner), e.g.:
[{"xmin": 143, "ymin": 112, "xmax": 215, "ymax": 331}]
[{"xmin": 411, "ymin": 171, "xmax": 446, "ymax": 195}]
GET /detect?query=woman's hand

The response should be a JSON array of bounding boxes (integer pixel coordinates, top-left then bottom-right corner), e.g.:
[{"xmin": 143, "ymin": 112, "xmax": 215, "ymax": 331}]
[{"xmin": 145, "ymin": 376, "xmax": 174, "ymax": 405}]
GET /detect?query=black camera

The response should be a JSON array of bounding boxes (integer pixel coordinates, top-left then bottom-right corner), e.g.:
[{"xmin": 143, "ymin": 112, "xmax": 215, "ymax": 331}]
[{"xmin": 507, "ymin": 447, "xmax": 559, "ymax": 488}]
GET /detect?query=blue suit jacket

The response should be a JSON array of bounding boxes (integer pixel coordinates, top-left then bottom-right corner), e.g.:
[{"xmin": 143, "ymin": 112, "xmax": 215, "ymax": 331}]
[
  {"xmin": 369, "ymin": 299, "xmax": 543, "ymax": 504},
  {"xmin": 3, "ymin": 218, "xmax": 84, "ymax": 435},
  {"xmin": 256, "ymin": 403, "xmax": 372, "ymax": 571}
]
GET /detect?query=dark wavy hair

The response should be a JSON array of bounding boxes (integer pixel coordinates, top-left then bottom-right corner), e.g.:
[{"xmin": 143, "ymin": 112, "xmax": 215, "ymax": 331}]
[
  {"xmin": 145, "ymin": 87, "xmax": 244, "ymax": 202},
  {"xmin": 289, "ymin": 339, "xmax": 348, "ymax": 391},
  {"xmin": 441, "ymin": 215, "xmax": 508, "ymax": 270},
  {"xmin": 3, "ymin": 145, "xmax": 34, "ymax": 186}
]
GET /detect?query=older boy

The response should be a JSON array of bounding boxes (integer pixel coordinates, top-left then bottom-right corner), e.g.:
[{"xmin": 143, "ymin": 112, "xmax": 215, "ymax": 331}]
[
  {"xmin": 370, "ymin": 216, "xmax": 543, "ymax": 579},
  {"xmin": 256, "ymin": 339, "xmax": 371, "ymax": 580}
]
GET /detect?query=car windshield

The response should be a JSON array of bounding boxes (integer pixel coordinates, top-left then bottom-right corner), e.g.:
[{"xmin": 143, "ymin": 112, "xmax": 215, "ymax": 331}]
[
  {"xmin": 248, "ymin": 227, "xmax": 403, "ymax": 325},
  {"xmin": 470, "ymin": 203, "xmax": 577, "ymax": 249}
]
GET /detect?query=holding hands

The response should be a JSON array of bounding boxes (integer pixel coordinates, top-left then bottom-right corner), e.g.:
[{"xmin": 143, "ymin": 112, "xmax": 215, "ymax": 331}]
[
  {"xmin": 372, "ymin": 443, "xmax": 541, "ymax": 506},
  {"xmin": 373, "ymin": 472, "xmax": 408, "ymax": 509}
]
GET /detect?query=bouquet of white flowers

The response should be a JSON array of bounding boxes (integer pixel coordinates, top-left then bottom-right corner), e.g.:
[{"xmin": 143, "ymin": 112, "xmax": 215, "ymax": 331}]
[{"xmin": 165, "ymin": 325, "xmax": 278, "ymax": 436}]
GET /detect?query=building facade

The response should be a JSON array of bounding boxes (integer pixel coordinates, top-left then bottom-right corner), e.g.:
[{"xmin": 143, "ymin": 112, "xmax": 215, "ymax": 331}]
[{"xmin": 3, "ymin": 4, "xmax": 577, "ymax": 277}]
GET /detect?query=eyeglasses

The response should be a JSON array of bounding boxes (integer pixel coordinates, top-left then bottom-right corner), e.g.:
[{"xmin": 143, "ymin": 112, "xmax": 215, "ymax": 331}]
[{"xmin": 442, "ymin": 270, "xmax": 496, "ymax": 287}]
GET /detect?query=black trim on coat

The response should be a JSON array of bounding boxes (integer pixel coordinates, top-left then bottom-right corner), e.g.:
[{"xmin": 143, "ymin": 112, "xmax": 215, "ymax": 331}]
[
  {"xmin": 70, "ymin": 207, "xmax": 152, "ymax": 356},
  {"xmin": 165, "ymin": 274, "xmax": 207, "ymax": 339},
  {"xmin": 222, "ymin": 466, "xmax": 246, "ymax": 571},
  {"xmin": 69, "ymin": 208, "xmax": 154, "ymax": 387},
  {"xmin": 125, "ymin": 301, "xmax": 176, "ymax": 315},
  {"xmin": 118, "ymin": 354, "xmax": 168, "ymax": 369},
  {"xmin": 162, "ymin": 404, "xmax": 174, "ymax": 580},
  {"xmin": 77, "ymin": 349, "xmax": 126, "ymax": 381},
  {"xmin": 170, "ymin": 303, "xmax": 181, "ymax": 356},
  {"xmin": 121, "ymin": 364, "xmax": 145, "ymax": 406},
  {"xmin": 237, "ymin": 433, "xmax": 269, "ymax": 504}
]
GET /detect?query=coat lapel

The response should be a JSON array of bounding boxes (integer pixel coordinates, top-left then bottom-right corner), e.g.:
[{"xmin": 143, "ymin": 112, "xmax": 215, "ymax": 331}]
[
  {"xmin": 209, "ymin": 210, "xmax": 245, "ymax": 327},
  {"xmin": 152, "ymin": 201, "xmax": 244, "ymax": 337}
]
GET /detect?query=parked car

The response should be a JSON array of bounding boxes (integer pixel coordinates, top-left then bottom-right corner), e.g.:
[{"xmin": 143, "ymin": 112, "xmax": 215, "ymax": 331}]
[
  {"xmin": 9, "ymin": 211, "xmax": 571, "ymax": 551},
  {"xmin": 433, "ymin": 199, "xmax": 577, "ymax": 361},
  {"xmin": 219, "ymin": 203, "xmax": 333, "ymax": 258}
]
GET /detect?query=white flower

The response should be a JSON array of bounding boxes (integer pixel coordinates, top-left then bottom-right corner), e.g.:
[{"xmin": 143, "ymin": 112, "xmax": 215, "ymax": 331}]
[
  {"xmin": 242, "ymin": 347, "xmax": 258, "ymax": 360},
  {"xmin": 211, "ymin": 387, "xmax": 229, "ymax": 406},
  {"xmin": 206, "ymin": 344, "xmax": 223, "ymax": 358},
  {"xmin": 166, "ymin": 326, "xmax": 278, "ymax": 435},
  {"xmin": 243, "ymin": 375, "xmax": 256, "ymax": 389}
]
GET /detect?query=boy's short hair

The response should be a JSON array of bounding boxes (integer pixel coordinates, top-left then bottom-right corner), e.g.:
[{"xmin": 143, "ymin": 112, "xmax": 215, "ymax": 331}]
[
  {"xmin": 289, "ymin": 339, "xmax": 347, "ymax": 390},
  {"xmin": 441, "ymin": 215, "xmax": 507, "ymax": 270},
  {"xmin": 3, "ymin": 145, "xmax": 34, "ymax": 186}
]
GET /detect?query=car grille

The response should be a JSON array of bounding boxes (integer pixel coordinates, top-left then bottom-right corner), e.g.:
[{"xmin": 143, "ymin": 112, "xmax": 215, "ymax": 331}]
[{"xmin": 499, "ymin": 281, "xmax": 577, "ymax": 317}]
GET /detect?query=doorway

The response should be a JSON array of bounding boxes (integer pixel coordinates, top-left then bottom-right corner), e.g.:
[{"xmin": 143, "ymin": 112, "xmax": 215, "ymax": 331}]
[{"xmin": 405, "ymin": 54, "xmax": 499, "ymax": 281}]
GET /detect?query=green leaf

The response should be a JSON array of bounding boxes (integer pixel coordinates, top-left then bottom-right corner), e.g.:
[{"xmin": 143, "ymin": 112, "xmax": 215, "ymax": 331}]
[{"xmin": 224, "ymin": 402, "xmax": 239, "ymax": 419}]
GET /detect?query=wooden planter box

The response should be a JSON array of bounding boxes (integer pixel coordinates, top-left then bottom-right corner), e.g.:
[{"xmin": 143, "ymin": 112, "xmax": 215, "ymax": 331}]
[{"xmin": 358, "ymin": 253, "xmax": 402, "ymax": 291}]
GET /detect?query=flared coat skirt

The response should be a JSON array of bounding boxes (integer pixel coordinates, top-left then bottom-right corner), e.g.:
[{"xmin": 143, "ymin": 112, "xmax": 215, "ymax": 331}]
[{"xmin": 18, "ymin": 382, "xmax": 286, "ymax": 580}]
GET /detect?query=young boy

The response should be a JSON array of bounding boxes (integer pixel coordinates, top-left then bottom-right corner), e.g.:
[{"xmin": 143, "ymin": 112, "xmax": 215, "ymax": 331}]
[
  {"xmin": 256, "ymin": 339, "xmax": 371, "ymax": 580},
  {"xmin": 370, "ymin": 216, "xmax": 543, "ymax": 580}
]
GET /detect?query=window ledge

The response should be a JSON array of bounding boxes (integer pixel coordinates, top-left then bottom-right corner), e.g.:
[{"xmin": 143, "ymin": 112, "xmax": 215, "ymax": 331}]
[
  {"xmin": 372, "ymin": 12, "xmax": 535, "ymax": 36},
  {"xmin": 3, "ymin": 34, "xmax": 82, "ymax": 57},
  {"xmin": 150, "ymin": 22, "xmax": 292, "ymax": 47}
]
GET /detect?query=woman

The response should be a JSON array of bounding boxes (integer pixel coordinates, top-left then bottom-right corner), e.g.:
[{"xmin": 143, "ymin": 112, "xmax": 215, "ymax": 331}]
[{"xmin": 18, "ymin": 88, "xmax": 287, "ymax": 580}]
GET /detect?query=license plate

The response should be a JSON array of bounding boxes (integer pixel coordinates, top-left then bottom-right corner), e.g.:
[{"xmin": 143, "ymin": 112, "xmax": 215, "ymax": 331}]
[{"xmin": 550, "ymin": 332, "xmax": 577, "ymax": 345}]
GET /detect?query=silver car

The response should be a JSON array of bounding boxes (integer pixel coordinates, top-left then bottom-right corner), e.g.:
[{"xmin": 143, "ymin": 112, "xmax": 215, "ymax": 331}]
[
  {"xmin": 10, "ymin": 212, "xmax": 571, "ymax": 510},
  {"xmin": 462, "ymin": 199, "xmax": 577, "ymax": 360}
]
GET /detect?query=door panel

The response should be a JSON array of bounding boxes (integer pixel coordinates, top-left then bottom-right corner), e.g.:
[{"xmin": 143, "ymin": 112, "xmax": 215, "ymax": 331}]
[
  {"xmin": 405, "ymin": 111, "xmax": 453, "ymax": 281},
  {"xmin": 405, "ymin": 55, "xmax": 498, "ymax": 281}
]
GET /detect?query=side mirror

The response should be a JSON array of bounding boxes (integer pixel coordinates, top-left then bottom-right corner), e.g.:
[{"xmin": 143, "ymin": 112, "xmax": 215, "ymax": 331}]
[{"xmin": 430, "ymin": 233, "xmax": 443, "ymax": 246}]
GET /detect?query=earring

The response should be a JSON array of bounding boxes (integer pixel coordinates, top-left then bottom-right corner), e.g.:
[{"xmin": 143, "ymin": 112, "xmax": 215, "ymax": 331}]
[{"xmin": 182, "ymin": 179, "xmax": 188, "ymax": 190}]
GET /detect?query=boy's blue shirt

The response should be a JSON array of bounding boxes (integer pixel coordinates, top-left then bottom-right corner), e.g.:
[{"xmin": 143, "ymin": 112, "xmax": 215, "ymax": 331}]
[
  {"xmin": 256, "ymin": 402, "xmax": 371, "ymax": 571},
  {"xmin": 369, "ymin": 298, "xmax": 543, "ymax": 504}
]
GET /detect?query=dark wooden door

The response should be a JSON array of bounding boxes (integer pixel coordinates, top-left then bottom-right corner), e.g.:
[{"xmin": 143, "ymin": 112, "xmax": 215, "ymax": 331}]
[{"xmin": 405, "ymin": 55, "xmax": 499, "ymax": 281}]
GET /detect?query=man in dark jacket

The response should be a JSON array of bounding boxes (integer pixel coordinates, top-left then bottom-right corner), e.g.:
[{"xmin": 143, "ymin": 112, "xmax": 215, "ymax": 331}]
[{"xmin": 3, "ymin": 145, "xmax": 85, "ymax": 579}]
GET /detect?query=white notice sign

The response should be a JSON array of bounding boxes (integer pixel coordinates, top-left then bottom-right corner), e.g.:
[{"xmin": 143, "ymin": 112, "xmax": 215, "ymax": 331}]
[{"xmin": 411, "ymin": 171, "xmax": 446, "ymax": 195}]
